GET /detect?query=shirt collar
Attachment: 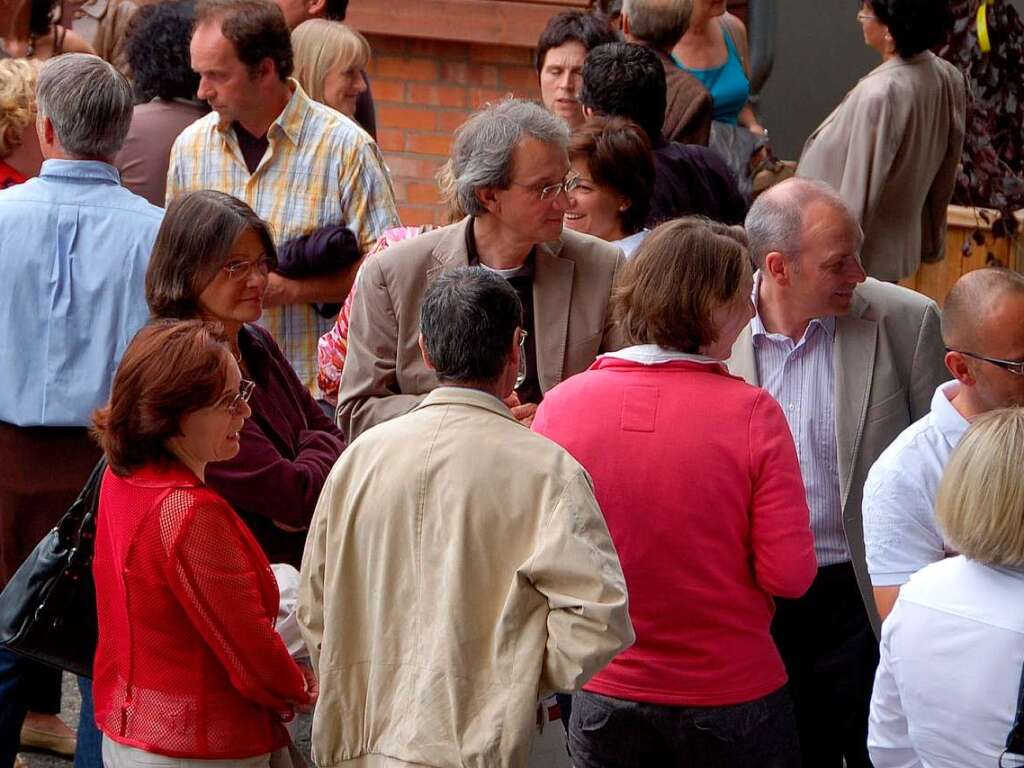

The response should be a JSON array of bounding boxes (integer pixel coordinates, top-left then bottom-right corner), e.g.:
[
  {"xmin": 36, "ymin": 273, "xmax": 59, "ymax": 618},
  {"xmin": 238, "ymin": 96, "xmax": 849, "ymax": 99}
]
[
  {"xmin": 930, "ymin": 379, "xmax": 970, "ymax": 447},
  {"xmin": 38, "ymin": 159, "xmax": 122, "ymax": 185},
  {"xmin": 600, "ymin": 345, "xmax": 725, "ymax": 367},
  {"xmin": 216, "ymin": 79, "xmax": 308, "ymax": 147},
  {"xmin": 750, "ymin": 270, "xmax": 836, "ymax": 344}
]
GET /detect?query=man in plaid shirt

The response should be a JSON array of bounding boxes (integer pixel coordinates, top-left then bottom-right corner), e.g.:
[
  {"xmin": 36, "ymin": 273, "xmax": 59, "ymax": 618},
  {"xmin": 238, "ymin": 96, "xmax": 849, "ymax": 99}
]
[{"xmin": 168, "ymin": 0, "xmax": 398, "ymax": 390}]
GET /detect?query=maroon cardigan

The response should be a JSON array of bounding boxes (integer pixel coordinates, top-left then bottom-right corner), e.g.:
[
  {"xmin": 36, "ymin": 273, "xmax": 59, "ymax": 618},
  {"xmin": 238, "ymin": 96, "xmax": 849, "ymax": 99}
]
[{"xmin": 205, "ymin": 324, "xmax": 346, "ymax": 566}]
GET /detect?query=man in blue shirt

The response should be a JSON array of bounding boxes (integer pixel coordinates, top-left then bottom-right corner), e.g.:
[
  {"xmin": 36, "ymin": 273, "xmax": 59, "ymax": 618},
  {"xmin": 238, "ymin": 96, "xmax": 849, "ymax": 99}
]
[{"xmin": 0, "ymin": 53, "xmax": 162, "ymax": 768}]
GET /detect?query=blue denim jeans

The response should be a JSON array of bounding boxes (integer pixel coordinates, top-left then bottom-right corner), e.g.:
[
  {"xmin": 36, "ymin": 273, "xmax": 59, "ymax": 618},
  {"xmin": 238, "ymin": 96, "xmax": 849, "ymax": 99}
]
[
  {"xmin": 0, "ymin": 647, "xmax": 29, "ymax": 768},
  {"xmin": 569, "ymin": 686, "xmax": 800, "ymax": 768},
  {"xmin": 74, "ymin": 676, "xmax": 103, "ymax": 768}
]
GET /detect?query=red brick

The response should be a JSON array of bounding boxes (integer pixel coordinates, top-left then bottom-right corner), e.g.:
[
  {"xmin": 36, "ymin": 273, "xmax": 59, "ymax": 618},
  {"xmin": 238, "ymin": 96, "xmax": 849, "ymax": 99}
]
[
  {"xmin": 468, "ymin": 87, "xmax": 514, "ymax": 109},
  {"xmin": 371, "ymin": 56, "xmax": 439, "ymax": 81},
  {"xmin": 398, "ymin": 205, "xmax": 436, "ymax": 226},
  {"xmin": 377, "ymin": 105, "xmax": 437, "ymax": 131},
  {"xmin": 405, "ymin": 132, "xmax": 451, "ymax": 157},
  {"xmin": 376, "ymin": 127, "xmax": 405, "ymax": 153},
  {"xmin": 469, "ymin": 43, "xmax": 533, "ymax": 66},
  {"xmin": 407, "ymin": 83, "xmax": 466, "ymax": 109},
  {"xmin": 364, "ymin": 34, "xmax": 407, "ymax": 55},
  {"xmin": 406, "ymin": 181, "xmax": 441, "ymax": 205},
  {"xmin": 371, "ymin": 79, "xmax": 406, "ymax": 103},
  {"xmin": 408, "ymin": 38, "xmax": 470, "ymax": 59},
  {"xmin": 389, "ymin": 178, "xmax": 407, "ymax": 202},
  {"xmin": 440, "ymin": 62, "xmax": 499, "ymax": 87},
  {"xmin": 499, "ymin": 64, "xmax": 540, "ymax": 94},
  {"xmin": 384, "ymin": 154, "xmax": 443, "ymax": 179},
  {"xmin": 437, "ymin": 110, "xmax": 471, "ymax": 132}
]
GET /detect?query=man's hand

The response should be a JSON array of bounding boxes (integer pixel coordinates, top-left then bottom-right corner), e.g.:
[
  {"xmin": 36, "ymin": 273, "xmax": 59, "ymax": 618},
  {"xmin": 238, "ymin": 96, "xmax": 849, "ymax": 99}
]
[
  {"xmin": 263, "ymin": 273, "xmax": 296, "ymax": 307},
  {"xmin": 511, "ymin": 403, "xmax": 538, "ymax": 427}
]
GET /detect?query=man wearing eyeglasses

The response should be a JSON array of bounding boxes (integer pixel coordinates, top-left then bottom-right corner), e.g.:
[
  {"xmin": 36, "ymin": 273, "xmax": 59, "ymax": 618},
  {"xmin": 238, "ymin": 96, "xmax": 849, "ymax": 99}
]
[
  {"xmin": 337, "ymin": 98, "xmax": 624, "ymax": 440},
  {"xmin": 863, "ymin": 267, "xmax": 1024, "ymax": 622}
]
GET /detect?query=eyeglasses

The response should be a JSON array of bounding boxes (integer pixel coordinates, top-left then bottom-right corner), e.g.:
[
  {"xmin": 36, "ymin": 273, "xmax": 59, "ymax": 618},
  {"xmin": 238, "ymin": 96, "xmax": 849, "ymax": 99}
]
[
  {"xmin": 515, "ymin": 329, "xmax": 528, "ymax": 389},
  {"xmin": 945, "ymin": 347, "xmax": 1024, "ymax": 376},
  {"xmin": 221, "ymin": 378, "xmax": 256, "ymax": 414},
  {"xmin": 511, "ymin": 173, "xmax": 581, "ymax": 201},
  {"xmin": 856, "ymin": 11, "xmax": 878, "ymax": 21},
  {"xmin": 222, "ymin": 257, "xmax": 273, "ymax": 281}
]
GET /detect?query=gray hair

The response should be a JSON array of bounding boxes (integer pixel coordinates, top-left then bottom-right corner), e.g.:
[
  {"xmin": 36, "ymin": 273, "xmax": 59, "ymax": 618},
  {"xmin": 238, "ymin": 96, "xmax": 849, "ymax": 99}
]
[
  {"xmin": 36, "ymin": 54, "xmax": 134, "ymax": 159},
  {"xmin": 420, "ymin": 267, "xmax": 523, "ymax": 385},
  {"xmin": 744, "ymin": 177, "xmax": 858, "ymax": 268},
  {"xmin": 622, "ymin": 0, "xmax": 693, "ymax": 49},
  {"xmin": 448, "ymin": 98, "xmax": 570, "ymax": 217}
]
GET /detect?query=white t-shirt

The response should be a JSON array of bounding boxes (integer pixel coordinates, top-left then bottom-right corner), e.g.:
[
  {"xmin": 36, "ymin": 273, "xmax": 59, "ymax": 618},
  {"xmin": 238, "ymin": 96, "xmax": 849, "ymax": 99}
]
[
  {"xmin": 869, "ymin": 557, "xmax": 1024, "ymax": 768},
  {"xmin": 862, "ymin": 381, "xmax": 968, "ymax": 586}
]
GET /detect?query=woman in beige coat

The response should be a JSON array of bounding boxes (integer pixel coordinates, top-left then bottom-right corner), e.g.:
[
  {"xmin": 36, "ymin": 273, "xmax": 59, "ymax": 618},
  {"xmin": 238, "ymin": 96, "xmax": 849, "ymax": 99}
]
[{"xmin": 797, "ymin": 0, "xmax": 966, "ymax": 282}]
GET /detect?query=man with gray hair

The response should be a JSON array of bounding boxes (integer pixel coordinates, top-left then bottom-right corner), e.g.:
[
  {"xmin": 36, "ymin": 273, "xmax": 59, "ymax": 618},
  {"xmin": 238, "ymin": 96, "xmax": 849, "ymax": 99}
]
[
  {"xmin": 0, "ymin": 53, "xmax": 162, "ymax": 768},
  {"xmin": 338, "ymin": 98, "xmax": 624, "ymax": 440},
  {"xmin": 621, "ymin": 0, "xmax": 712, "ymax": 145},
  {"xmin": 726, "ymin": 177, "xmax": 946, "ymax": 768},
  {"xmin": 302, "ymin": 266, "xmax": 633, "ymax": 767}
]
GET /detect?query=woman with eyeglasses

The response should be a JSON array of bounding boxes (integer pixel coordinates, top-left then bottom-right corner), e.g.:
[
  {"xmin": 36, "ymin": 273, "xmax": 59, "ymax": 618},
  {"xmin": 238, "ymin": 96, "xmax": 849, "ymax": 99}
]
[
  {"xmin": 145, "ymin": 190, "xmax": 346, "ymax": 569},
  {"xmin": 90, "ymin": 319, "xmax": 314, "ymax": 767},
  {"xmin": 796, "ymin": 0, "xmax": 966, "ymax": 282}
]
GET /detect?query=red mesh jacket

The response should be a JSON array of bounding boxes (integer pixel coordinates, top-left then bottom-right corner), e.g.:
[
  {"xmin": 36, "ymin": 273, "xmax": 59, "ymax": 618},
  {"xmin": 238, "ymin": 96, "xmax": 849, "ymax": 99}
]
[{"xmin": 92, "ymin": 462, "xmax": 309, "ymax": 759}]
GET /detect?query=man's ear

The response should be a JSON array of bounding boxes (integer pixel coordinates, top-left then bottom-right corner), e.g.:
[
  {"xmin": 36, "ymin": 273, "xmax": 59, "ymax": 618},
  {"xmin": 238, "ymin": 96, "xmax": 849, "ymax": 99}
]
[
  {"xmin": 620, "ymin": 11, "xmax": 632, "ymax": 39},
  {"xmin": 418, "ymin": 334, "xmax": 437, "ymax": 372},
  {"xmin": 475, "ymin": 186, "xmax": 500, "ymax": 215},
  {"xmin": 307, "ymin": 0, "xmax": 327, "ymax": 17},
  {"xmin": 36, "ymin": 114, "xmax": 56, "ymax": 151},
  {"xmin": 255, "ymin": 57, "xmax": 278, "ymax": 85},
  {"xmin": 763, "ymin": 251, "xmax": 791, "ymax": 286},
  {"xmin": 945, "ymin": 350, "xmax": 976, "ymax": 388},
  {"xmin": 583, "ymin": 105, "xmax": 595, "ymax": 120}
]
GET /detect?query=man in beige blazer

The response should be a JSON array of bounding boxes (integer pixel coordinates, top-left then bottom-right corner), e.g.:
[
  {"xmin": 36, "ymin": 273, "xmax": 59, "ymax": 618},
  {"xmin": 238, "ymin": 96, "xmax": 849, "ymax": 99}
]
[
  {"xmin": 726, "ymin": 178, "xmax": 947, "ymax": 768},
  {"xmin": 337, "ymin": 98, "xmax": 624, "ymax": 441},
  {"xmin": 796, "ymin": 48, "xmax": 966, "ymax": 282},
  {"xmin": 300, "ymin": 267, "xmax": 633, "ymax": 768}
]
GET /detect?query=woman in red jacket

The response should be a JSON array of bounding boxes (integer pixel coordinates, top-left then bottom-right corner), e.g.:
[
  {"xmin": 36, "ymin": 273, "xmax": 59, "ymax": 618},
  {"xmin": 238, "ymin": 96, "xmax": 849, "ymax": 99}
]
[
  {"xmin": 533, "ymin": 217, "xmax": 816, "ymax": 767},
  {"xmin": 90, "ymin": 320, "xmax": 313, "ymax": 767}
]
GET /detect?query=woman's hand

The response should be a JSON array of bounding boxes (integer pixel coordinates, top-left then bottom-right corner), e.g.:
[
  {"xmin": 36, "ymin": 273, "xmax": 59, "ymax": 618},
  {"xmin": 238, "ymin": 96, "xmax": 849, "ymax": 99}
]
[{"xmin": 294, "ymin": 660, "xmax": 319, "ymax": 713}]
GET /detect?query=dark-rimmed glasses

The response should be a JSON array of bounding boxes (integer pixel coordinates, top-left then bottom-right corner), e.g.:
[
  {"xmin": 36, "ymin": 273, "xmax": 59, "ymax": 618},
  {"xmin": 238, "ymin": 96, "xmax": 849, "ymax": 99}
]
[
  {"xmin": 945, "ymin": 347, "xmax": 1024, "ymax": 376},
  {"xmin": 222, "ymin": 378, "xmax": 256, "ymax": 414},
  {"xmin": 515, "ymin": 329, "xmax": 528, "ymax": 389}
]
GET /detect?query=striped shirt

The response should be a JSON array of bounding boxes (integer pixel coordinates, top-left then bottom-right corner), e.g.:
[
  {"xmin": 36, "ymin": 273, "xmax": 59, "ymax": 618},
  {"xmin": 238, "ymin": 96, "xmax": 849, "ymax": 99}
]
[
  {"xmin": 751, "ymin": 283, "xmax": 847, "ymax": 566},
  {"xmin": 167, "ymin": 80, "xmax": 399, "ymax": 389}
]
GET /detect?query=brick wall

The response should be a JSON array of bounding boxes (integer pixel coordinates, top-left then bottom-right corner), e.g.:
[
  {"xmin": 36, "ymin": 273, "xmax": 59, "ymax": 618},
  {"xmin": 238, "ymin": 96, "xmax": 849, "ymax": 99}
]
[{"xmin": 365, "ymin": 33, "xmax": 541, "ymax": 226}]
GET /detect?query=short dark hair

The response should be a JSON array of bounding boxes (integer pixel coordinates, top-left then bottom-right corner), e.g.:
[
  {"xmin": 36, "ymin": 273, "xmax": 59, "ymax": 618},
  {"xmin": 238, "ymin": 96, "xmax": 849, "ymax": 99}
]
[
  {"xmin": 535, "ymin": 10, "xmax": 619, "ymax": 73},
  {"xmin": 322, "ymin": 0, "xmax": 348, "ymax": 20},
  {"xmin": 29, "ymin": 0, "xmax": 58, "ymax": 37},
  {"xmin": 868, "ymin": 0, "xmax": 953, "ymax": 57},
  {"xmin": 570, "ymin": 115, "xmax": 654, "ymax": 235},
  {"xmin": 92, "ymin": 320, "xmax": 233, "ymax": 476},
  {"xmin": 580, "ymin": 41, "xmax": 665, "ymax": 143},
  {"xmin": 147, "ymin": 190, "xmax": 278, "ymax": 319},
  {"xmin": 420, "ymin": 267, "xmax": 523, "ymax": 385},
  {"xmin": 195, "ymin": 0, "xmax": 294, "ymax": 80},
  {"xmin": 616, "ymin": 217, "xmax": 749, "ymax": 352},
  {"xmin": 125, "ymin": 0, "xmax": 201, "ymax": 102}
]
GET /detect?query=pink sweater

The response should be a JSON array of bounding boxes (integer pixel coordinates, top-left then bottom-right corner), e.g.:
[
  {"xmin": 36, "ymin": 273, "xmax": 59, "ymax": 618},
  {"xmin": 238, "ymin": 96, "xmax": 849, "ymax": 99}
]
[{"xmin": 533, "ymin": 356, "xmax": 815, "ymax": 706}]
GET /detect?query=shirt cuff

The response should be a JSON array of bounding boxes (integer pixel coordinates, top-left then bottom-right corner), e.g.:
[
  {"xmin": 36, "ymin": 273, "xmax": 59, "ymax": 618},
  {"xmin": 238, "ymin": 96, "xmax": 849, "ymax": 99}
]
[{"xmin": 869, "ymin": 571, "xmax": 913, "ymax": 587}]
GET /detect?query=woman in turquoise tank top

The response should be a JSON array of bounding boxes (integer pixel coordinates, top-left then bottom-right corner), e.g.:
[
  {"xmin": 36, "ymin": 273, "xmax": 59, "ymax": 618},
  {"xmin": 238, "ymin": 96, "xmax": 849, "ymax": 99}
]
[{"xmin": 672, "ymin": 0, "xmax": 763, "ymax": 133}]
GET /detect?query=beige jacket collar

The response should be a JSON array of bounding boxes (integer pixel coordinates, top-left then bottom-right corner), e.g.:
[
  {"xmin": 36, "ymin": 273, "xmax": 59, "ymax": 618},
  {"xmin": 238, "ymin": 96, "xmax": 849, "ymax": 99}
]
[{"xmin": 416, "ymin": 386, "xmax": 521, "ymax": 424}]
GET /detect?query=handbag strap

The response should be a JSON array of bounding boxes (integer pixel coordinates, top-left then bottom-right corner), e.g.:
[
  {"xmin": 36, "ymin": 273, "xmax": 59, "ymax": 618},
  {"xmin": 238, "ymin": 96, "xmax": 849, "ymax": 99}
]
[
  {"xmin": 59, "ymin": 457, "xmax": 107, "ymax": 540},
  {"xmin": 1002, "ymin": 660, "xmax": 1024, "ymax": 765}
]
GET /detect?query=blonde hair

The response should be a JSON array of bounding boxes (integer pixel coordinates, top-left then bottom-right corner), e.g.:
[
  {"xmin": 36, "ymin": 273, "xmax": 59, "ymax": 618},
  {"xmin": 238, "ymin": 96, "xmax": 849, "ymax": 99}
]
[
  {"xmin": 0, "ymin": 58, "xmax": 41, "ymax": 158},
  {"xmin": 291, "ymin": 19, "xmax": 370, "ymax": 105},
  {"xmin": 936, "ymin": 408, "xmax": 1024, "ymax": 567}
]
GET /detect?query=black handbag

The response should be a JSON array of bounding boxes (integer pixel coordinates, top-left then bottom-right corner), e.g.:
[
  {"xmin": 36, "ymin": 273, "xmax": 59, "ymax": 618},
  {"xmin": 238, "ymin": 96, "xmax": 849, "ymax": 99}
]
[{"xmin": 0, "ymin": 457, "xmax": 106, "ymax": 678}]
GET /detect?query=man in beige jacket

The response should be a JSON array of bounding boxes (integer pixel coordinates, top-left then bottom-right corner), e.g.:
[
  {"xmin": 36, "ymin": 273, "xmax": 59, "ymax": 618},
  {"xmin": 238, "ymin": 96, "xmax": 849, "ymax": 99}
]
[{"xmin": 299, "ymin": 267, "xmax": 634, "ymax": 768}]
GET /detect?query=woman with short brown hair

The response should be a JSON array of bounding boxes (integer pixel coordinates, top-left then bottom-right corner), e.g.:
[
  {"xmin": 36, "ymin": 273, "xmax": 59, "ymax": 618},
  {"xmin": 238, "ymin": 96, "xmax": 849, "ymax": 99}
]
[
  {"xmin": 534, "ymin": 217, "xmax": 816, "ymax": 767},
  {"xmin": 90, "ymin": 319, "xmax": 313, "ymax": 768}
]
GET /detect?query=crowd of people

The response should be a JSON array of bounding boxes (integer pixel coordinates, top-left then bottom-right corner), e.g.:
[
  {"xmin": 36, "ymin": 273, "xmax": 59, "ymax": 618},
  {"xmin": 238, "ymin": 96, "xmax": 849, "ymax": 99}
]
[{"xmin": 0, "ymin": 0, "xmax": 1016, "ymax": 767}]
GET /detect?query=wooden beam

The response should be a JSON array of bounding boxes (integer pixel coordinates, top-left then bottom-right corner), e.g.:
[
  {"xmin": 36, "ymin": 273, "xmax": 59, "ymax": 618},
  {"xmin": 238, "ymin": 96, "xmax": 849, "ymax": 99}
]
[{"xmin": 347, "ymin": 0, "xmax": 588, "ymax": 48}]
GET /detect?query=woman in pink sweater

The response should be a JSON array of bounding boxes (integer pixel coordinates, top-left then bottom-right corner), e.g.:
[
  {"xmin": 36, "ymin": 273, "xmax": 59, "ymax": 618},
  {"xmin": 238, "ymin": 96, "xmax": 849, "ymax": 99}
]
[{"xmin": 533, "ymin": 217, "xmax": 815, "ymax": 767}]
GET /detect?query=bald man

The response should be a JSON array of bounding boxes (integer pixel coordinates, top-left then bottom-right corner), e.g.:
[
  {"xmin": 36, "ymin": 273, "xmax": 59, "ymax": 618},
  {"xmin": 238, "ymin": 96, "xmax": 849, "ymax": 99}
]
[{"xmin": 864, "ymin": 267, "xmax": 1024, "ymax": 620}]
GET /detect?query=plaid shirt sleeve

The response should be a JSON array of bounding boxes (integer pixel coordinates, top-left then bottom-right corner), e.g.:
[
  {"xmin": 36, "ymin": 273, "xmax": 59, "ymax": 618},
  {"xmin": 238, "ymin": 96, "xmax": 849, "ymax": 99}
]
[{"xmin": 339, "ymin": 137, "xmax": 399, "ymax": 254}]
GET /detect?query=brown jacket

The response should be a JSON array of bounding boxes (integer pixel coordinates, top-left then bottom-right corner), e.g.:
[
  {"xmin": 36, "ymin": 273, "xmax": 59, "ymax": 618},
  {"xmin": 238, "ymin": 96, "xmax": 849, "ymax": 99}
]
[
  {"xmin": 797, "ymin": 52, "xmax": 967, "ymax": 281},
  {"xmin": 336, "ymin": 217, "xmax": 625, "ymax": 440},
  {"xmin": 654, "ymin": 47, "xmax": 713, "ymax": 146}
]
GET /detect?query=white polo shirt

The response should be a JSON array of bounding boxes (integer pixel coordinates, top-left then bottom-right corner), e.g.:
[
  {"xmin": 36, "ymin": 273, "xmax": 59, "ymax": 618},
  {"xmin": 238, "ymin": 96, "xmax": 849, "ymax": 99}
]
[{"xmin": 862, "ymin": 380, "xmax": 969, "ymax": 587}]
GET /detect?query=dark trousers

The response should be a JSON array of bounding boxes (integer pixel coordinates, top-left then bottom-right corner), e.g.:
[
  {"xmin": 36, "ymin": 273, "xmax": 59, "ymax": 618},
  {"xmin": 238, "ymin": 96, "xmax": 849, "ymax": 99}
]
[
  {"xmin": 74, "ymin": 677, "xmax": 102, "ymax": 768},
  {"xmin": 0, "ymin": 648, "xmax": 28, "ymax": 768},
  {"xmin": 569, "ymin": 687, "xmax": 800, "ymax": 767},
  {"xmin": 771, "ymin": 561, "xmax": 879, "ymax": 768}
]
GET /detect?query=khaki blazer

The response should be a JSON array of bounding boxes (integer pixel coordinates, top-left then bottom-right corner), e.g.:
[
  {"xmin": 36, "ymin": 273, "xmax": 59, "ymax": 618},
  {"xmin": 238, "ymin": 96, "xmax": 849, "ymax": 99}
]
[
  {"xmin": 337, "ymin": 217, "xmax": 625, "ymax": 440},
  {"xmin": 797, "ymin": 52, "xmax": 967, "ymax": 282},
  {"xmin": 727, "ymin": 279, "xmax": 947, "ymax": 632},
  {"xmin": 299, "ymin": 387, "xmax": 634, "ymax": 768}
]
